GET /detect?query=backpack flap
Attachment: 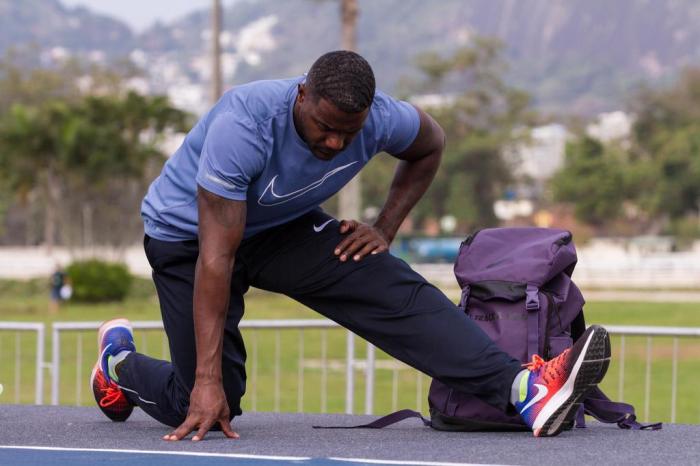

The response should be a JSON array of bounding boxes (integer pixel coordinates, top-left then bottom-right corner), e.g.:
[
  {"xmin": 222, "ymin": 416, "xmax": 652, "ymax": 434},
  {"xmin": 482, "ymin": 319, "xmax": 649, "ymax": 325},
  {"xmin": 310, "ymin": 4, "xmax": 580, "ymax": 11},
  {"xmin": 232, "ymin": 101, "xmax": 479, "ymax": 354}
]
[{"xmin": 455, "ymin": 227, "xmax": 577, "ymax": 289}]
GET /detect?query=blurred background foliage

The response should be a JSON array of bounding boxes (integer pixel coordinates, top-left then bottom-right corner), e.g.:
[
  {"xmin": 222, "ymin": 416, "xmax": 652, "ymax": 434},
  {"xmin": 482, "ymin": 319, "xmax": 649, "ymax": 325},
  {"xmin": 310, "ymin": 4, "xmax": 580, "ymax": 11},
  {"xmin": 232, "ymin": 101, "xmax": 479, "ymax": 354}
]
[
  {"xmin": 0, "ymin": 10, "xmax": 700, "ymax": 247},
  {"xmin": 0, "ymin": 56, "xmax": 191, "ymax": 250}
]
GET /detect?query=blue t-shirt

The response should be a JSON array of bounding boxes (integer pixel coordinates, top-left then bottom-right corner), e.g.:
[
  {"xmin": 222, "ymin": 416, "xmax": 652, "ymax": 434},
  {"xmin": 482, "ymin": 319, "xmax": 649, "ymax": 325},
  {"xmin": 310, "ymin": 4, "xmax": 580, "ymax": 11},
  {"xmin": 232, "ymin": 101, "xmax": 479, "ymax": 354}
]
[{"xmin": 141, "ymin": 76, "xmax": 420, "ymax": 241}]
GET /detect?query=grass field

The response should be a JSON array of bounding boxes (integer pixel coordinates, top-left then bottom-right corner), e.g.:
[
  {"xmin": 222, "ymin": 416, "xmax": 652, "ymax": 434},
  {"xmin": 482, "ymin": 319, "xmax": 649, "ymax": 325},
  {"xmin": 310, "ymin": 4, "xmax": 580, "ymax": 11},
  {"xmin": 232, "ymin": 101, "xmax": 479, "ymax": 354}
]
[{"xmin": 1, "ymin": 278, "xmax": 699, "ymax": 424}]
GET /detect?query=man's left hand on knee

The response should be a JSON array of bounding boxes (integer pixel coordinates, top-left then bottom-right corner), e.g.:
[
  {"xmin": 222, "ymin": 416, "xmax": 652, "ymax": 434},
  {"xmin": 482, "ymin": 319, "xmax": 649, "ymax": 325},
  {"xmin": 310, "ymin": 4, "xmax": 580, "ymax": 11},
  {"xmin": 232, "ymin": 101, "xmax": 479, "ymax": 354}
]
[{"xmin": 334, "ymin": 220, "xmax": 390, "ymax": 262}]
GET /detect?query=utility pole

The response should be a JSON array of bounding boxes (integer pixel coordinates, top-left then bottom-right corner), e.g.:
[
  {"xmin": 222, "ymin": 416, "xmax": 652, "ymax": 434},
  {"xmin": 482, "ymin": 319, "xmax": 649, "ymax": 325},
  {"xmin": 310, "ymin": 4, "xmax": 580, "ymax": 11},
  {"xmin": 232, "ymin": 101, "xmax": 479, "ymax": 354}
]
[
  {"xmin": 340, "ymin": 0, "xmax": 358, "ymax": 53},
  {"xmin": 338, "ymin": 0, "xmax": 361, "ymax": 222},
  {"xmin": 338, "ymin": 0, "xmax": 362, "ymax": 417},
  {"xmin": 211, "ymin": 0, "xmax": 223, "ymax": 104}
]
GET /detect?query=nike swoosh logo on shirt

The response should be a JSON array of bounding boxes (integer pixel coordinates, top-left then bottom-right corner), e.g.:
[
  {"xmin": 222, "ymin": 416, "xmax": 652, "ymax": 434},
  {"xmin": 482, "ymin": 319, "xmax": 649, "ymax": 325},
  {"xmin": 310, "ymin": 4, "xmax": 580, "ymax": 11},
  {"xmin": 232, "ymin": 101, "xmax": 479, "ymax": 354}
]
[
  {"xmin": 313, "ymin": 219, "xmax": 334, "ymax": 233},
  {"xmin": 520, "ymin": 383, "xmax": 549, "ymax": 413},
  {"xmin": 257, "ymin": 161, "xmax": 358, "ymax": 207}
]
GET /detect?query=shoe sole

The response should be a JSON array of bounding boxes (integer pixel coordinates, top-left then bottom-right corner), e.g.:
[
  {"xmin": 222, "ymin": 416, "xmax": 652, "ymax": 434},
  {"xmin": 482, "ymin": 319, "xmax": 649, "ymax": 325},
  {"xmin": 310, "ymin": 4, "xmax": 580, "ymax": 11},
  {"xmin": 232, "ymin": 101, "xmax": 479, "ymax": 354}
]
[
  {"xmin": 98, "ymin": 318, "xmax": 133, "ymax": 348},
  {"xmin": 93, "ymin": 318, "xmax": 135, "ymax": 422},
  {"xmin": 535, "ymin": 325, "xmax": 611, "ymax": 437},
  {"xmin": 90, "ymin": 363, "xmax": 134, "ymax": 422}
]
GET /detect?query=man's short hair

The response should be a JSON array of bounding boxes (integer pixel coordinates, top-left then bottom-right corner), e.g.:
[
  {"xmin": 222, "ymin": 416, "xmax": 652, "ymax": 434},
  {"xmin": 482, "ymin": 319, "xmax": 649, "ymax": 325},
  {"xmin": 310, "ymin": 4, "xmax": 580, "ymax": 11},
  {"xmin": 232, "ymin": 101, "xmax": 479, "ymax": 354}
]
[{"xmin": 306, "ymin": 51, "xmax": 376, "ymax": 113}]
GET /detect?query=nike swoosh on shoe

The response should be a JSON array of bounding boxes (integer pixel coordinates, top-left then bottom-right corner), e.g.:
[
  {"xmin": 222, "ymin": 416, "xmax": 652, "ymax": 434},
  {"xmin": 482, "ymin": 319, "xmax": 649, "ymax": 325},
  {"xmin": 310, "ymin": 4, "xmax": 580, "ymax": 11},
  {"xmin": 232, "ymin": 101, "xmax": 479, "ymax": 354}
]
[{"xmin": 520, "ymin": 383, "xmax": 549, "ymax": 413}]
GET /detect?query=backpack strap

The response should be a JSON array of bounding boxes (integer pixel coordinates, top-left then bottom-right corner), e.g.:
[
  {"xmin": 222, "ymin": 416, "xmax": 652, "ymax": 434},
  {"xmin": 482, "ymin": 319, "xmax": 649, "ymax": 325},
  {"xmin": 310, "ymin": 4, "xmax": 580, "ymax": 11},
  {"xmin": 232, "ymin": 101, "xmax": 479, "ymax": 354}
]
[
  {"xmin": 525, "ymin": 284, "xmax": 540, "ymax": 360},
  {"xmin": 571, "ymin": 320, "xmax": 661, "ymax": 431},
  {"xmin": 571, "ymin": 309, "xmax": 586, "ymax": 341},
  {"xmin": 312, "ymin": 409, "xmax": 431, "ymax": 429},
  {"xmin": 579, "ymin": 387, "xmax": 662, "ymax": 430}
]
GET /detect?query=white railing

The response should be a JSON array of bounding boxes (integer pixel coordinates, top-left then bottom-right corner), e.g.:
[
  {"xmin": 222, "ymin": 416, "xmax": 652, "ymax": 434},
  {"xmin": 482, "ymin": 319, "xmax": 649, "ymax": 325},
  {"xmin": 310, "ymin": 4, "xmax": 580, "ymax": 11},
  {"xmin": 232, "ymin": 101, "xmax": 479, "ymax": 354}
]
[
  {"xmin": 2, "ymin": 320, "xmax": 699, "ymax": 423},
  {"xmin": 50, "ymin": 320, "xmax": 377, "ymax": 413},
  {"xmin": 604, "ymin": 325, "xmax": 700, "ymax": 424},
  {"xmin": 0, "ymin": 322, "xmax": 45, "ymax": 404}
]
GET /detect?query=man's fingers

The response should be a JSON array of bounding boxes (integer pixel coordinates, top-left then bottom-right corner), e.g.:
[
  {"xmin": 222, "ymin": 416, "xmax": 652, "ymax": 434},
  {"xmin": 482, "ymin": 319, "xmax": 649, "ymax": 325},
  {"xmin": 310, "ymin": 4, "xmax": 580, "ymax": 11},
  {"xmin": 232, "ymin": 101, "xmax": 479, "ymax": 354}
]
[
  {"xmin": 192, "ymin": 420, "xmax": 215, "ymax": 442},
  {"xmin": 337, "ymin": 235, "xmax": 367, "ymax": 261},
  {"xmin": 353, "ymin": 242, "xmax": 381, "ymax": 261},
  {"xmin": 371, "ymin": 244, "xmax": 388, "ymax": 255},
  {"xmin": 220, "ymin": 420, "xmax": 240, "ymax": 439},
  {"xmin": 335, "ymin": 223, "xmax": 388, "ymax": 261},
  {"xmin": 335, "ymin": 231, "xmax": 362, "ymax": 257},
  {"xmin": 164, "ymin": 418, "xmax": 197, "ymax": 441},
  {"xmin": 339, "ymin": 219, "xmax": 357, "ymax": 234}
]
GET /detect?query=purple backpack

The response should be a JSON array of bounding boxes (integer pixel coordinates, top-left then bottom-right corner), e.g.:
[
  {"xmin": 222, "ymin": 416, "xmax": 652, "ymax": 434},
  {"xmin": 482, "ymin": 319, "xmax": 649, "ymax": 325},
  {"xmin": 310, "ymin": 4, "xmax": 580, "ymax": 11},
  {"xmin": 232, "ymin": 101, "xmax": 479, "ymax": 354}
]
[
  {"xmin": 315, "ymin": 228, "xmax": 660, "ymax": 432},
  {"xmin": 428, "ymin": 227, "xmax": 659, "ymax": 431}
]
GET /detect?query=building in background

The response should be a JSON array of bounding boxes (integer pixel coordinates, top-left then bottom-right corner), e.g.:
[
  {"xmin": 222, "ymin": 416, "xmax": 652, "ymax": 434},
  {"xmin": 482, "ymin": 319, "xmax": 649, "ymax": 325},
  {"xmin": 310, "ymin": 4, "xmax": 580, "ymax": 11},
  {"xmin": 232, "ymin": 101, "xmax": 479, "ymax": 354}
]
[
  {"xmin": 497, "ymin": 124, "xmax": 569, "ymax": 221},
  {"xmin": 586, "ymin": 110, "xmax": 634, "ymax": 146}
]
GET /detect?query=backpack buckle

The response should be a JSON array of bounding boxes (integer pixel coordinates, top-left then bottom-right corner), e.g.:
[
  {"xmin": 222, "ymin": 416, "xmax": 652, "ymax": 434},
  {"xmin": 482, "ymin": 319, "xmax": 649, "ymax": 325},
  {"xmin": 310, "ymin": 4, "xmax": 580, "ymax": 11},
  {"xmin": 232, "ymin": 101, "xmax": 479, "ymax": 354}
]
[{"xmin": 526, "ymin": 285, "xmax": 540, "ymax": 311}]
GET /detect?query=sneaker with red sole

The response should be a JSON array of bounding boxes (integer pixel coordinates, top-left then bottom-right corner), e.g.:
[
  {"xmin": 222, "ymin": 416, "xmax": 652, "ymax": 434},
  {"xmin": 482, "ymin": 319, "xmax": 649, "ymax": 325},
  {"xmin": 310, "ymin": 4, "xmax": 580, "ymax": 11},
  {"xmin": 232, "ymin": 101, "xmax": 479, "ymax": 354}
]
[
  {"xmin": 90, "ymin": 318, "xmax": 136, "ymax": 422},
  {"xmin": 515, "ymin": 325, "xmax": 611, "ymax": 437},
  {"xmin": 90, "ymin": 363, "xmax": 134, "ymax": 422}
]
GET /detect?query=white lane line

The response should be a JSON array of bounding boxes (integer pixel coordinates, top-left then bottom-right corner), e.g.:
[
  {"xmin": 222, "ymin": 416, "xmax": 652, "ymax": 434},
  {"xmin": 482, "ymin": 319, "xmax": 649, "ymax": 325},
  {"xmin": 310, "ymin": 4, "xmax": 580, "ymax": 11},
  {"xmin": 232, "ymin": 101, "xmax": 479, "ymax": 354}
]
[
  {"xmin": 0, "ymin": 446, "xmax": 513, "ymax": 465},
  {"xmin": 0, "ymin": 445, "xmax": 310, "ymax": 461},
  {"xmin": 329, "ymin": 458, "xmax": 512, "ymax": 466}
]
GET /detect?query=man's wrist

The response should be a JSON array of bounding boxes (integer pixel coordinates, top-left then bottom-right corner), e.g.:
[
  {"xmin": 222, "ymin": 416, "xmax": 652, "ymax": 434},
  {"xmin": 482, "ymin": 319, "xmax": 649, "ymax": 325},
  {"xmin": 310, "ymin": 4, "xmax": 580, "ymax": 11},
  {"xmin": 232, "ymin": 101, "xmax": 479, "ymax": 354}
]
[
  {"xmin": 373, "ymin": 217, "xmax": 398, "ymax": 244},
  {"xmin": 195, "ymin": 367, "xmax": 223, "ymax": 384}
]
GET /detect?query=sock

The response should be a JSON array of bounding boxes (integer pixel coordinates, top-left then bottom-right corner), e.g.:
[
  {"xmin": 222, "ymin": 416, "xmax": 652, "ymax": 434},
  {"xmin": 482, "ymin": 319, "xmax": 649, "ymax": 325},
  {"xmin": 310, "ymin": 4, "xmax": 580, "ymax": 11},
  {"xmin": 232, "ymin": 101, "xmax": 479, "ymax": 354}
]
[
  {"xmin": 107, "ymin": 350, "xmax": 131, "ymax": 382},
  {"xmin": 510, "ymin": 369, "xmax": 529, "ymax": 405}
]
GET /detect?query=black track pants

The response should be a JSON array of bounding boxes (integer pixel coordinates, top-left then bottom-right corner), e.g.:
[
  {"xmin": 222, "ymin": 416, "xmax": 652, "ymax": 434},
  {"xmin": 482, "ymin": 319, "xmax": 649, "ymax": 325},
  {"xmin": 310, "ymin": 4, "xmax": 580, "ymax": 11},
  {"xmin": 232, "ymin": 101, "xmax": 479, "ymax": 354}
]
[{"xmin": 117, "ymin": 209, "xmax": 522, "ymax": 427}]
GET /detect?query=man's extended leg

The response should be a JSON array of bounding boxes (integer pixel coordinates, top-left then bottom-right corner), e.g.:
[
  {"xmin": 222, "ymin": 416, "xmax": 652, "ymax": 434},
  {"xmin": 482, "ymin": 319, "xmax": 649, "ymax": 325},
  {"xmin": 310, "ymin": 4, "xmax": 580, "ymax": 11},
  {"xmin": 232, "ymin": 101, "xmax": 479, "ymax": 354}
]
[
  {"xmin": 105, "ymin": 235, "xmax": 249, "ymax": 427},
  {"xmin": 239, "ymin": 210, "xmax": 523, "ymax": 411}
]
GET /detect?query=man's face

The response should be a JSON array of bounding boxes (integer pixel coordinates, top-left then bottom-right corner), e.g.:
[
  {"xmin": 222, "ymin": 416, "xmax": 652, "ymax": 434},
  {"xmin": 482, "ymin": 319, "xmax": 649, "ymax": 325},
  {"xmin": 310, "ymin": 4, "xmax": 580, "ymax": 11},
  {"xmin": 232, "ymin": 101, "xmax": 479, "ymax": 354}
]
[{"xmin": 294, "ymin": 84, "xmax": 369, "ymax": 161}]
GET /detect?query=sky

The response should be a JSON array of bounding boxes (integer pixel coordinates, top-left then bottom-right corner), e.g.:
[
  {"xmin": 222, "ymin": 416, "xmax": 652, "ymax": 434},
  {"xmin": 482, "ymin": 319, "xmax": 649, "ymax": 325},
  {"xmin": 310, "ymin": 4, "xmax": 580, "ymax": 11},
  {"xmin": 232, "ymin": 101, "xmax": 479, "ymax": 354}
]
[{"xmin": 60, "ymin": 0, "xmax": 220, "ymax": 31}]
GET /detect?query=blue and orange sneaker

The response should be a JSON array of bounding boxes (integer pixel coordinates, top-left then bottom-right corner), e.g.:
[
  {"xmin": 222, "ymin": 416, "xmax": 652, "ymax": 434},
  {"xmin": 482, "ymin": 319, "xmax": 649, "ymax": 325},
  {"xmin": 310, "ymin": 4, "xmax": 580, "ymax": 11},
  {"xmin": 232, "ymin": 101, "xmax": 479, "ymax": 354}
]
[
  {"xmin": 515, "ymin": 325, "xmax": 611, "ymax": 437},
  {"xmin": 90, "ymin": 318, "xmax": 136, "ymax": 422}
]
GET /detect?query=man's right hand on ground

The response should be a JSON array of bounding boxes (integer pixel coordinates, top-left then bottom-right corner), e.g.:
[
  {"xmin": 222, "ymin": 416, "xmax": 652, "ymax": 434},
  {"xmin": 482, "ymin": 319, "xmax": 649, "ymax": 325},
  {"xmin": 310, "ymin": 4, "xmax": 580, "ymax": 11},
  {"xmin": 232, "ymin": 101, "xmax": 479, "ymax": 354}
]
[{"xmin": 163, "ymin": 380, "xmax": 239, "ymax": 441}]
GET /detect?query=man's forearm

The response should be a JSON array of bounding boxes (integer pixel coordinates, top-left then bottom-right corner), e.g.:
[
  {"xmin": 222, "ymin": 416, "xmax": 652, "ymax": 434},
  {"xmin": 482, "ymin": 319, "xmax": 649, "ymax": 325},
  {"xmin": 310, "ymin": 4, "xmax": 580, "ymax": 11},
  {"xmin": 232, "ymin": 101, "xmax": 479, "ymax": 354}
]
[
  {"xmin": 192, "ymin": 255, "xmax": 235, "ymax": 382},
  {"xmin": 374, "ymin": 151, "xmax": 441, "ymax": 243}
]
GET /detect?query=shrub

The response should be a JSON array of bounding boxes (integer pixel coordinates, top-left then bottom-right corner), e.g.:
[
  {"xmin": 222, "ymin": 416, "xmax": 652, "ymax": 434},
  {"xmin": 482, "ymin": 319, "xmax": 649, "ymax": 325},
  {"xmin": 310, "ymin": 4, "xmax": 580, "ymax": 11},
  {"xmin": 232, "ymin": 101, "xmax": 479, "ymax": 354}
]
[{"xmin": 65, "ymin": 260, "xmax": 133, "ymax": 302}]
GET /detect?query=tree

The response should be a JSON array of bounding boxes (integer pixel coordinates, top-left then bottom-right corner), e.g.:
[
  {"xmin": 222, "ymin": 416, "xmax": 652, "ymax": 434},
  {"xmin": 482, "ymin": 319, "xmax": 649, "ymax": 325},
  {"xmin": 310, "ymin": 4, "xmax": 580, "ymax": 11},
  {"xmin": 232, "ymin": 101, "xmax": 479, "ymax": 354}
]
[
  {"xmin": 0, "ymin": 102, "xmax": 72, "ymax": 251},
  {"xmin": 550, "ymin": 137, "xmax": 627, "ymax": 226},
  {"xmin": 0, "ymin": 92, "xmax": 189, "ymax": 250},
  {"xmin": 365, "ymin": 37, "xmax": 534, "ymax": 232},
  {"xmin": 631, "ymin": 68, "xmax": 700, "ymax": 222},
  {"xmin": 0, "ymin": 52, "xmax": 146, "ymax": 247}
]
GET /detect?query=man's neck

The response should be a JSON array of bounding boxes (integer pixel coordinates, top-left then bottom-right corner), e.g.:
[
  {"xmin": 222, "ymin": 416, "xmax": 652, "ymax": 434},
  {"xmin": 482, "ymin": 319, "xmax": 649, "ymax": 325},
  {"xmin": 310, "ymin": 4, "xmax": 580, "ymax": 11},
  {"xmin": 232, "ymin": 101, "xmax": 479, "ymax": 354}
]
[{"xmin": 292, "ymin": 101, "xmax": 307, "ymax": 143}]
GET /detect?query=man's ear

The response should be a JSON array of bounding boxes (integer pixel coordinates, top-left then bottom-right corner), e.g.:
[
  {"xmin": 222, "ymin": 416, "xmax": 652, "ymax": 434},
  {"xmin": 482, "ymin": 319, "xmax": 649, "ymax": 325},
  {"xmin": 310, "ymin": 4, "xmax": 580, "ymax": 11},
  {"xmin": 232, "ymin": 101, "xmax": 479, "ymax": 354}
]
[{"xmin": 297, "ymin": 83, "xmax": 306, "ymax": 103}]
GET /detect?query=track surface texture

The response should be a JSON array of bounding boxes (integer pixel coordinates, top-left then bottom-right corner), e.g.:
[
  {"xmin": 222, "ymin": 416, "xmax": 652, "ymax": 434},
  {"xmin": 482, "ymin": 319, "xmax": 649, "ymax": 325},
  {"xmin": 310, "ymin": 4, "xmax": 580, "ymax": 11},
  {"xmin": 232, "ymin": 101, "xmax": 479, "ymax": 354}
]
[{"xmin": 0, "ymin": 405, "xmax": 696, "ymax": 465}]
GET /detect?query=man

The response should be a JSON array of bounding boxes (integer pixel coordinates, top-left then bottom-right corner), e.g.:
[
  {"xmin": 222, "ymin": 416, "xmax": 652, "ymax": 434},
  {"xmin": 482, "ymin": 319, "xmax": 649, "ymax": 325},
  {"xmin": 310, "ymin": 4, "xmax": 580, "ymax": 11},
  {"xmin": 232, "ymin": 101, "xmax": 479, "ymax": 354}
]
[{"xmin": 91, "ymin": 51, "xmax": 610, "ymax": 439}]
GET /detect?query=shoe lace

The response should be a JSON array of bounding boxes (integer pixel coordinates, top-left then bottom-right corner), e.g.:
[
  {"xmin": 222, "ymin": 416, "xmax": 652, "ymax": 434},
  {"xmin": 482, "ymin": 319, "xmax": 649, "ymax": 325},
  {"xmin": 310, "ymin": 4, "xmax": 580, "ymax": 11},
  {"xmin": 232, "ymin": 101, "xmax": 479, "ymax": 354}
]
[
  {"xmin": 99, "ymin": 383, "xmax": 123, "ymax": 408},
  {"xmin": 523, "ymin": 348, "xmax": 571, "ymax": 385},
  {"xmin": 523, "ymin": 354, "xmax": 546, "ymax": 371}
]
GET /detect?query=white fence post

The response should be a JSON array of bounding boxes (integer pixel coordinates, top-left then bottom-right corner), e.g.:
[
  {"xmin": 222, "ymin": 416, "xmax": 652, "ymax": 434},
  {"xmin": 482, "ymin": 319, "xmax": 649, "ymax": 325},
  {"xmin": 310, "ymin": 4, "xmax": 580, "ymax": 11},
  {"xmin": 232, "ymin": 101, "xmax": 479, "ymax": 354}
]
[
  {"xmin": 365, "ymin": 343, "xmax": 375, "ymax": 415},
  {"xmin": 345, "ymin": 332, "xmax": 355, "ymax": 414},
  {"xmin": 35, "ymin": 324, "xmax": 45, "ymax": 405},
  {"xmin": 51, "ymin": 324, "xmax": 60, "ymax": 405},
  {"xmin": 0, "ymin": 322, "xmax": 44, "ymax": 405}
]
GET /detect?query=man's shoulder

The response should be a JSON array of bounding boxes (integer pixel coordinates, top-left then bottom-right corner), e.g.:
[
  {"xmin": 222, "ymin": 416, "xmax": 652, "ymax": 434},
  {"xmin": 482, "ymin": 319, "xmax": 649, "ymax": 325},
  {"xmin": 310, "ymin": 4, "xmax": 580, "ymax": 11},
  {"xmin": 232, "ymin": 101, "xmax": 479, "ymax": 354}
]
[
  {"xmin": 365, "ymin": 89, "xmax": 407, "ymax": 129},
  {"xmin": 370, "ymin": 88, "xmax": 408, "ymax": 112},
  {"xmin": 221, "ymin": 76, "xmax": 303, "ymax": 124}
]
